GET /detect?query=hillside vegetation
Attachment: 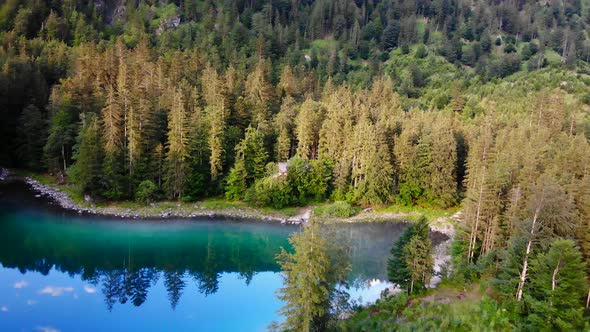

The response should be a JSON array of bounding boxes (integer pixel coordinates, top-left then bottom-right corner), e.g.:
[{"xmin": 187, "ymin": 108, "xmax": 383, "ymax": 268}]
[{"xmin": 1, "ymin": 0, "xmax": 590, "ymax": 329}]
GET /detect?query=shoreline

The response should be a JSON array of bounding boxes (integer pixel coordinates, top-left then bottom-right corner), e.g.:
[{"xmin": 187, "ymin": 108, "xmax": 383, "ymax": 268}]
[
  {"xmin": 1, "ymin": 169, "xmax": 457, "ymax": 236},
  {"xmin": 4, "ymin": 168, "xmax": 457, "ymax": 297},
  {"xmin": 22, "ymin": 175, "xmax": 298, "ymax": 223}
]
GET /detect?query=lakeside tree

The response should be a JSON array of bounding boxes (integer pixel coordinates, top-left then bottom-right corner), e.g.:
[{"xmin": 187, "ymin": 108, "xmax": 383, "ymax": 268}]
[
  {"xmin": 69, "ymin": 113, "xmax": 103, "ymax": 195},
  {"xmin": 405, "ymin": 234, "xmax": 434, "ymax": 294},
  {"xmin": 276, "ymin": 221, "xmax": 349, "ymax": 331},
  {"xmin": 164, "ymin": 89, "xmax": 190, "ymax": 199},
  {"xmin": 388, "ymin": 217, "xmax": 432, "ymax": 294}
]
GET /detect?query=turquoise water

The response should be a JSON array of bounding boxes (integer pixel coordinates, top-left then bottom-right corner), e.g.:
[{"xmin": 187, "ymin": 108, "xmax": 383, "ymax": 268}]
[{"xmin": 0, "ymin": 181, "xmax": 407, "ymax": 331}]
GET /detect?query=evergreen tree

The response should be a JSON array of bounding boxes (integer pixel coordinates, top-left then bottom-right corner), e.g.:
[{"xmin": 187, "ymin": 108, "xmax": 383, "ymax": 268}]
[
  {"xmin": 275, "ymin": 95, "xmax": 298, "ymax": 161},
  {"xmin": 69, "ymin": 113, "xmax": 103, "ymax": 195},
  {"xmin": 276, "ymin": 221, "xmax": 349, "ymax": 331},
  {"xmin": 525, "ymin": 239, "xmax": 587, "ymax": 330},
  {"xmin": 101, "ymin": 87, "xmax": 126, "ymax": 199},
  {"xmin": 17, "ymin": 104, "xmax": 46, "ymax": 170},
  {"xmin": 405, "ymin": 234, "xmax": 434, "ymax": 294},
  {"xmin": 225, "ymin": 158, "xmax": 248, "ymax": 200},
  {"xmin": 164, "ymin": 90, "xmax": 190, "ymax": 199},
  {"xmin": 296, "ymin": 98, "xmax": 323, "ymax": 160},
  {"xmin": 234, "ymin": 126, "xmax": 268, "ymax": 185},
  {"xmin": 44, "ymin": 108, "xmax": 76, "ymax": 172},
  {"xmin": 245, "ymin": 57, "xmax": 274, "ymax": 132},
  {"xmin": 388, "ymin": 217, "xmax": 431, "ymax": 293}
]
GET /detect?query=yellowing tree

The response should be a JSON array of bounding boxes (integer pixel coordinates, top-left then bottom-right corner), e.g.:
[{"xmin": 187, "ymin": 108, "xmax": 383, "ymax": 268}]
[{"xmin": 164, "ymin": 89, "xmax": 190, "ymax": 199}]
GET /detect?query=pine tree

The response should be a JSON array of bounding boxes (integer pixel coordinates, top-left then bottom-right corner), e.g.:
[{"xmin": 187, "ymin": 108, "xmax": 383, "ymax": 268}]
[
  {"xmin": 202, "ymin": 64, "xmax": 227, "ymax": 180},
  {"xmin": 44, "ymin": 107, "xmax": 76, "ymax": 173},
  {"xmin": 405, "ymin": 234, "xmax": 434, "ymax": 294},
  {"xmin": 424, "ymin": 116, "xmax": 458, "ymax": 208},
  {"xmin": 276, "ymin": 221, "xmax": 349, "ymax": 332},
  {"xmin": 206, "ymin": 105, "xmax": 226, "ymax": 180},
  {"xmin": 17, "ymin": 104, "xmax": 46, "ymax": 170},
  {"xmin": 225, "ymin": 158, "xmax": 248, "ymax": 200},
  {"xmin": 296, "ymin": 98, "xmax": 323, "ymax": 160},
  {"xmin": 319, "ymin": 84, "xmax": 353, "ymax": 193},
  {"xmin": 70, "ymin": 113, "xmax": 103, "ymax": 195},
  {"xmin": 102, "ymin": 86, "xmax": 126, "ymax": 199},
  {"xmin": 275, "ymin": 95, "xmax": 298, "ymax": 161},
  {"xmin": 234, "ymin": 126, "xmax": 268, "ymax": 185},
  {"xmin": 245, "ymin": 57, "xmax": 274, "ymax": 132},
  {"xmin": 462, "ymin": 122, "xmax": 497, "ymax": 263},
  {"xmin": 515, "ymin": 175, "xmax": 578, "ymax": 301},
  {"xmin": 525, "ymin": 239, "xmax": 587, "ymax": 330},
  {"xmin": 164, "ymin": 89, "xmax": 190, "ymax": 199},
  {"xmin": 349, "ymin": 116, "xmax": 394, "ymax": 206},
  {"xmin": 388, "ymin": 217, "xmax": 431, "ymax": 293}
]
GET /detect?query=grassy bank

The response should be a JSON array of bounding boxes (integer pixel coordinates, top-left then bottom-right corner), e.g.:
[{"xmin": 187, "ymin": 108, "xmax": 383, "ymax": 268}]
[{"xmin": 12, "ymin": 170, "xmax": 459, "ymax": 228}]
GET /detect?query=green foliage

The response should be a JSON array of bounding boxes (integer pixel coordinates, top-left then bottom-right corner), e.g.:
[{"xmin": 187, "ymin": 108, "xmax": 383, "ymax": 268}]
[
  {"xmin": 43, "ymin": 108, "xmax": 76, "ymax": 172},
  {"xmin": 287, "ymin": 157, "xmax": 333, "ymax": 204},
  {"xmin": 102, "ymin": 150, "xmax": 126, "ymax": 200},
  {"xmin": 246, "ymin": 176, "xmax": 294, "ymax": 209},
  {"xmin": 69, "ymin": 113, "xmax": 103, "ymax": 196},
  {"xmin": 524, "ymin": 239, "xmax": 588, "ymax": 331},
  {"xmin": 235, "ymin": 126, "xmax": 268, "ymax": 185},
  {"xmin": 337, "ymin": 293, "xmax": 409, "ymax": 331},
  {"xmin": 314, "ymin": 201, "xmax": 359, "ymax": 218},
  {"xmin": 17, "ymin": 104, "xmax": 46, "ymax": 170},
  {"xmin": 135, "ymin": 180, "xmax": 159, "ymax": 205},
  {"xmin": 404, "ymin": 234, "xmax": 434, "ymax": 294},
  {"xmin": 397, "ymin": 182, "xmax": 423, "ymax": 206},
  {"xmin": 276, "ymin": 221, "xmax": 350, "ymax": 332},
  {"xmin": 388, "ymin": 216, "xmax": 432, "ymax": 294},
  {"xmin": 341, "ymin": 293, "xmax": 515, "ymax": 331},
  {"xmin": 224, "ymin": 158, "xmax": 248, "ymax": 201},
  {"xmin": 398, "ymin": 298, "xmax": 514, "ymax": 331}
]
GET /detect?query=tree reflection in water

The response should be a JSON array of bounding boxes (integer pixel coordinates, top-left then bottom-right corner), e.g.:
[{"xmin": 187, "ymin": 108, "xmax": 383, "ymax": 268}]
[{"xmin": 0, "ymin": 183, "xmax": 425, "ymax": 311}]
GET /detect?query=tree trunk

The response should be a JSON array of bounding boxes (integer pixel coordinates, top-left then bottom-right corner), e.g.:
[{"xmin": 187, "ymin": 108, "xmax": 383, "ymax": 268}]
[
  {"xmin": 468, "ymin": 162, "xmax": 486, "ymax": 263},
  {"xmin": 586, "ymin": 288, "xmax": 590, "ymax": 309},
  {"xmin": 61, "ymin": 144, "xmax": 67, "ymax": 171},
  {"xmin": 516, "ymin": 194, "xmax": 544, "ymax": 301},
  {"xmin": 551, "ymin": 259, "xmax": 560, "ymax": 292}
]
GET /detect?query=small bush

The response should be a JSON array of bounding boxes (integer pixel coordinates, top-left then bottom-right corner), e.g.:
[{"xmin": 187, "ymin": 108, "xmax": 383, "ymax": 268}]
[
  {"xmin": 245, "ymin": 176, "xmax": 294, "ymax": 209},
  {"xmin": 314, "ymin": 201, "xmax": 359, "ymax": 218},
  {"xmin": 135, "ymin": 180, "xmax": 158, "ymax": 204}
]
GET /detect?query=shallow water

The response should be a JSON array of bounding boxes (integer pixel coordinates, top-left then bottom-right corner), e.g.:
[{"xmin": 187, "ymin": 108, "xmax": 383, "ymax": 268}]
[{"xmin": 0, "ymin": 181, "xmax": 408, "ymax": 331}]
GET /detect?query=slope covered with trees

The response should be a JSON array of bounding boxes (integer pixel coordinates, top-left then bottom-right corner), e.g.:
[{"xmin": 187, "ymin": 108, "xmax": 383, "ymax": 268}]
[{"xmin": 2, "ymin": 0, "xmax": 590, "ymax": 329}]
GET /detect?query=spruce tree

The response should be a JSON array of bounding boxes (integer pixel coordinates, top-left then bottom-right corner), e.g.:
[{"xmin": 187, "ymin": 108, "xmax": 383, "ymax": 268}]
[
  {"xmin": 405, "ymin": 234, "xmax": 434, "ymax": 294},
  {"xmin": 234, "ymin": 126, "xmax": 268, "ymax": 185},
  {"xmin": 70, "ymin": 113, "xmax": 103, "ymax": 195},
  {"xmin": 525, "ymin": 239, "xmax": 587, "ymax": 330},
  {"xmin": 224, "ymin": 158, "xmax": 248, "ymax": 201},
  {"xmin": 388, "ymin": 216, "xmax": 431, "ymax": 293},
  {"xmin": 164, "ymin": 89, "xmax": 190, "ymax": 199},
  {"xmin": 276, "ymin": 221, "xmax": 349, "ymax": 332}
]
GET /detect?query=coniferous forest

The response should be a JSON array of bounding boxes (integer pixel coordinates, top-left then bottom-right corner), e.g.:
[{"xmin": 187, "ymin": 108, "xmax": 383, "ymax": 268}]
[{"xmin": 2, "ymin": 0, "xmax": 590, "ymax": 330}]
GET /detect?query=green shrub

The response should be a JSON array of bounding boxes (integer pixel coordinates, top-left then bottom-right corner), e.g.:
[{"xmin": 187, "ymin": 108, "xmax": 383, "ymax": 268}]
[
  {"xmin": 314, "ymin": 201, "xmax": 359, "ymax": 218},
  {"xmin": 245, "ymin": 176, "xmax": 294, "ymax": 209},
  {"xmin": 135, "ymin": 180, "xmax": 159, "ymax": 204},
  {"xmin": 397, "ymin": 182, "xmax": 423, "ymax": 206}
]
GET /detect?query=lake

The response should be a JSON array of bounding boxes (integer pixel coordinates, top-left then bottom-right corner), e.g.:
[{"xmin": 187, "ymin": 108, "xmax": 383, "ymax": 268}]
[{"xmin": 0, "ymin": 180, "xmax": 409, "ymax": 331}]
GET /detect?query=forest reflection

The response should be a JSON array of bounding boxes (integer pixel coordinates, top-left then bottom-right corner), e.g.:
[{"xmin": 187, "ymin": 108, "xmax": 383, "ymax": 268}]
[{"xmin": 0, "ymin": 203, "xmax": 413, "ymax": 311}]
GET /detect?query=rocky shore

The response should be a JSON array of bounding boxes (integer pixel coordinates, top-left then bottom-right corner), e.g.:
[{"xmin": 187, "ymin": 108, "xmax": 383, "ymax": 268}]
[
  {"xmin": 2, "ymin": 169, "xmax": 458, "ymax": 238},
  {"xmin": 12, "ymin": 170, "xmax": 304, "ymax": 224}
]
